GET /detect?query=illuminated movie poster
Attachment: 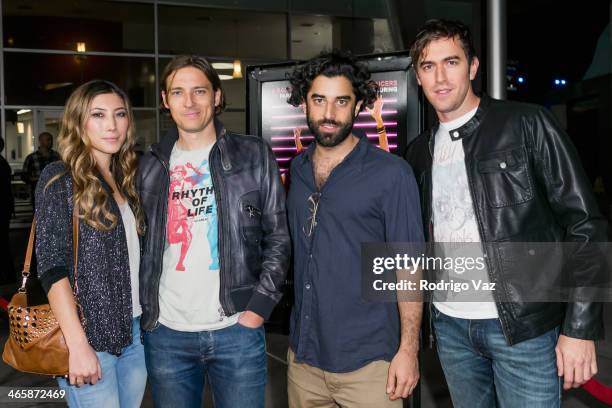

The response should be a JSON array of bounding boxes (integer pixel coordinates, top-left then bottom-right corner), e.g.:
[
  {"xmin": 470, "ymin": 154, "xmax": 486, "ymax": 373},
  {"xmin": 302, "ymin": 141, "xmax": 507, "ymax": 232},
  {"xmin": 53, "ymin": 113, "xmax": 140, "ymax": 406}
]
[{"xmin": 260, "ymin": 70, "xmax": 409, "ymax": 177}]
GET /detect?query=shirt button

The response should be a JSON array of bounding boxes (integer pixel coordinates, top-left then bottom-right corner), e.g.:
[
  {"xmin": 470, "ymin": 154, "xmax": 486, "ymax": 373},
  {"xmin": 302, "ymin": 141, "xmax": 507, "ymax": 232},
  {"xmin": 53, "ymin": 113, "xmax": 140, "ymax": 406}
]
[
  {"xmin": 305, "ymin": 284, "xmax": 311, "ymax": 290},
  {"xmin": 305, "ymin": 315, "xmax": 310, "ymax": 320},
  {"xmin": 528, "ymin": 249, "xmax": 536, "ymax": 256},
  {"xmin": 499, "ymin": 161, "xmax": 507, "ymax": 169}
]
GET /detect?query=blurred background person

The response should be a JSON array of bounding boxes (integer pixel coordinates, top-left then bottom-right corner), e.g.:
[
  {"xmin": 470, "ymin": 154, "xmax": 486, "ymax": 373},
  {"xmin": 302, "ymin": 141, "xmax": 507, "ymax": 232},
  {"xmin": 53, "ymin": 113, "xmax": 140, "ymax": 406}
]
[
  {"xmin": 22, "ymin": 131, "xmax": 60, "ymax": 209},
  {"xmin": 0, "ymin": 136, "xmax": 15, "ymax": 283}
]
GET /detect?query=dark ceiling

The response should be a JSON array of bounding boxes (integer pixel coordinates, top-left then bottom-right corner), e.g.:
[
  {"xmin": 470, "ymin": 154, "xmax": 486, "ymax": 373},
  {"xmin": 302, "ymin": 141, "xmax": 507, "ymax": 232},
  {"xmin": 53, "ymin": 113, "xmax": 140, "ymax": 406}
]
[{"xmin": 506, "ymin": 0, "xmax": 610, "ymax": 102}]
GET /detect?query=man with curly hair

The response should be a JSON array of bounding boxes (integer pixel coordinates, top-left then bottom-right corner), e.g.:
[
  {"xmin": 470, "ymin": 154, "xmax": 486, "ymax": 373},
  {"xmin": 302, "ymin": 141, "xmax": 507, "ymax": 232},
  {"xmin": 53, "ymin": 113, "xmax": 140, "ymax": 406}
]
[{"xmin": 285, "ymin": 50, "xmax": 424, "ymax": 407}]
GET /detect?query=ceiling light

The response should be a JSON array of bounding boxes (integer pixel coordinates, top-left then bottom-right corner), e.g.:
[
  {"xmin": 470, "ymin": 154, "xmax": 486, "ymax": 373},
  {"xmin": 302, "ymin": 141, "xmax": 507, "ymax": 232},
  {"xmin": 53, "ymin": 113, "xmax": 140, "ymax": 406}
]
[
  {"xmin": 232, "ymin": 60, "xmax": 242, "ymax": 79},
  {"xmin": 212, "ymin": 62, "xmax": 234, "ymax": 70},
  {"xmin": 44, "ymin": 82, "xmax": 73, "ymax": 91}
]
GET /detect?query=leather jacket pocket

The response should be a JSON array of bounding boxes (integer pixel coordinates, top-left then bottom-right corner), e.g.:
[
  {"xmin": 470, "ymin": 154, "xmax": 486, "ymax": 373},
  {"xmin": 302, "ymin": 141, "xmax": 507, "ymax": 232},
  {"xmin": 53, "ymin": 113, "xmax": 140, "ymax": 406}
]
[
  {"xmin": 242, "ymin": 225, "xmax": 263, "ymax": 267},
  {"xmin": 242, "ymin": 226, "xmax": 263, "ymax": 244},
  {"xmin": 239, "ymin": 191, "xmax": 263, "ymax": 243},
  {"xmin": 477, "ymin": 147, "xmax": 533, "ymax": 208}
]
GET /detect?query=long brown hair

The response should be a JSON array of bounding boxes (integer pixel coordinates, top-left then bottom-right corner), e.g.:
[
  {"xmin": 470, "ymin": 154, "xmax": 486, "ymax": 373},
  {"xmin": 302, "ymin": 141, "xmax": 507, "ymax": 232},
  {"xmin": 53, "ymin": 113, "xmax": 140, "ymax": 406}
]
[{"xmin": 50, "ymin": 80, "xmax": 144, "ymax": 233}]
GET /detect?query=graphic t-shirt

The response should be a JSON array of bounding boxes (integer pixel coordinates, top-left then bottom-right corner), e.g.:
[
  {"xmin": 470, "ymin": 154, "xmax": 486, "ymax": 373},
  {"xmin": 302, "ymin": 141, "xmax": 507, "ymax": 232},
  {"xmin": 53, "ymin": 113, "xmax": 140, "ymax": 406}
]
[
  {"xmin": 158, "ymin": 143, "xmax": 239, "ymax": 331},
  {"xmin": 432, "ymin": 107, "xmax": 498, "ymax": 319}
]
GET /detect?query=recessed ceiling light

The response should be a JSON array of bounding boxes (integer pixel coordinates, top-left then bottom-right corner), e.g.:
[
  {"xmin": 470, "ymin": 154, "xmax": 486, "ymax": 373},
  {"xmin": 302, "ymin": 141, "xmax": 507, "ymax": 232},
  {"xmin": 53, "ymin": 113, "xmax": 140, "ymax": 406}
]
[
  {"xmin": 212, "ymin": 62, "xmax": 234, "ymax": 70},
  {"xmin": 44, "ymin": 82, "xmax": 73, "ymax": 91}
]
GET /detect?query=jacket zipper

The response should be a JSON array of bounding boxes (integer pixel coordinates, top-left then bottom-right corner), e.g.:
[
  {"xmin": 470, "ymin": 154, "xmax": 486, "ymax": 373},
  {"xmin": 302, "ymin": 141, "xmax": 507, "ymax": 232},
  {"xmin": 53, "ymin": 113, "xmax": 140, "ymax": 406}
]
[
  {"xmin": 426, "ymin": 128, "xmax": 512, "ymax": 346},
  {"xmin": 245, "ymin": 204, "xmax": 261, "ymax": 218},
  {"xmin": 426, "ymin": 130, "xmax": 436, "ymax": 348},
  {"xmin": 461, "ymin": 138, "xmax": 512, "ymax": 346},
  {"xmin": 150, "ymin": 147, "xmax": 170, "ymax": 330},
  {"xmin": 209, "ymin": 133, "xmax": 232, "ymax": 316}
]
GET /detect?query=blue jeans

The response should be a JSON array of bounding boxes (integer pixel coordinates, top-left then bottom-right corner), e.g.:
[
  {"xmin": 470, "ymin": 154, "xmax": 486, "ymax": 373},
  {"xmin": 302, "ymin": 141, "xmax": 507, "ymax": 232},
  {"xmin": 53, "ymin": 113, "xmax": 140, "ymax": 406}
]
[
  {"xmin": 433, "ymin": 307, "xmax": 561, "ymax": 408},
  {"xmin": 144, "ymin": 322, "xmax": 266, "ymax": 408},
  {"xmin": 57, "ymin": 316, "xmax": 147, "ymax": 408}
]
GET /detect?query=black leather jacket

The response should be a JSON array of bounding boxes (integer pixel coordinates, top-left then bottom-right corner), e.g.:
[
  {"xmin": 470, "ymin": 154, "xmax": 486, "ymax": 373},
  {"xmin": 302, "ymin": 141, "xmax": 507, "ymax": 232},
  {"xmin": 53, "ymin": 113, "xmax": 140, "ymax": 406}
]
[
  {"xmin": 406, "ymin": 95, "xmax": 606, "ymax": 345},
  {"xmin": 137, "ymin": 119, "xmax": 290, "ymax": 332}
]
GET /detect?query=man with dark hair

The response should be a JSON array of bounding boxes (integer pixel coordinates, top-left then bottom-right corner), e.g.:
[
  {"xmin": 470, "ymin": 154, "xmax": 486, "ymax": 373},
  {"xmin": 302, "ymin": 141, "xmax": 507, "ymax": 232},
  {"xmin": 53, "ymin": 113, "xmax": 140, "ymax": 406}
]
[
  {"xmin": 406, "ymin": 19, "xmax": 606, "ymax": 407},
  {"xmin": 138, "ymin": 55, "xmax": 290, "ymax": 408},
  {"xmin": 22, "ymin": 131, "xmax": 60, "ymax": 208},
  {"xmin": 286, "ymin": 50, "xmax": 424, "ymax": 407},
  {"xmin": 0, "ymin": 137, "xmax": 15, "ymax": 282}
]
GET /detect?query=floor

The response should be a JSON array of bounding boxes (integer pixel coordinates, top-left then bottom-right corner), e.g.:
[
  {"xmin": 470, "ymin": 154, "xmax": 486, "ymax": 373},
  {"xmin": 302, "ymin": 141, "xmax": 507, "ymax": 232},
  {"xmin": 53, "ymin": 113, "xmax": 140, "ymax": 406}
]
[{"xmin": 0, "ymin": 226, "xmax": 610, "ymax": 407}]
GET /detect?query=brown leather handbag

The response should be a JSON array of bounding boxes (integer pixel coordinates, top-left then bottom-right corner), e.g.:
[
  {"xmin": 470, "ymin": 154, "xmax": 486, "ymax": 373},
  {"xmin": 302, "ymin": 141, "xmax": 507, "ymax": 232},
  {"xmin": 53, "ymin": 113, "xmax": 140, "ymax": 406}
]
[{"xmin": 2, "ymin": 208, "xmax": 82, "ymax": 376}]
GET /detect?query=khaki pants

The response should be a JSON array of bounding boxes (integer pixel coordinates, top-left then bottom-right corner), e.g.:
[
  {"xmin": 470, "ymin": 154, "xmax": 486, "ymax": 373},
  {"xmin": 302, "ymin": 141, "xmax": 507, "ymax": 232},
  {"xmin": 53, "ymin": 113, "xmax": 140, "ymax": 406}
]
[{"xmin": 287, "ymin": 349, "xmax": 402, "ymax": 408}]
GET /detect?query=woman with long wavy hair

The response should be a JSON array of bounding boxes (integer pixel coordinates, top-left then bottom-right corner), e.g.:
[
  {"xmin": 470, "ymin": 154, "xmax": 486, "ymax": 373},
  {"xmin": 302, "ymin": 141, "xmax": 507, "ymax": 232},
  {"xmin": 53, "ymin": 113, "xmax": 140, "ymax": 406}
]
[{"xmin": 35, "ymin": 80, "xmax": 147, "ymax": 407}]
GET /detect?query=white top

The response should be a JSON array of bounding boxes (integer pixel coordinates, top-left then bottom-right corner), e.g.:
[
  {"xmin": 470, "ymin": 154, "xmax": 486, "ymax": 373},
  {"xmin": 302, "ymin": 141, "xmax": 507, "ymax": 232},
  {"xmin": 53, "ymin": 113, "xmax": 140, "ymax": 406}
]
[
  {"xmin": 432, "ymin": 107, "xmax": 499, "ymax": 319},
  {"xmin": 158, "ymin": 143, "xmax": 240, "ymax": 331},
  {"xmin": 119, "ymin": 201, "xmax": 142, "ymax": 318}
]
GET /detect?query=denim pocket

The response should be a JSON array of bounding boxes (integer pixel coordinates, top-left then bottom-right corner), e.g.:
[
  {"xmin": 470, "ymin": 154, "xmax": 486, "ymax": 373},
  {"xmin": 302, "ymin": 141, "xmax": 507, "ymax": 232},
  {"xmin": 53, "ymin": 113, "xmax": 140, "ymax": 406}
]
[{"xmin": 237, "ymin": 321, "xmax": 263, "ymax": 331}]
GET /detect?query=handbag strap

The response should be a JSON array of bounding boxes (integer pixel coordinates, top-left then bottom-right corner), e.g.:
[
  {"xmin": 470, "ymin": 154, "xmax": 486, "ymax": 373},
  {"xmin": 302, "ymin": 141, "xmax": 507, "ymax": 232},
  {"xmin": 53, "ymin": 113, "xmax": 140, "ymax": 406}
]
[
  {"xmin": 18, "ymin": 198, "xmax": 80, "ymax": 296},
  {"xmin": 18, "ymin": 221, "xmax": 37, "ymax": 293},
  {"xmin": 72, "ymin": 202, "xmax": 79, "ymax": 295}
]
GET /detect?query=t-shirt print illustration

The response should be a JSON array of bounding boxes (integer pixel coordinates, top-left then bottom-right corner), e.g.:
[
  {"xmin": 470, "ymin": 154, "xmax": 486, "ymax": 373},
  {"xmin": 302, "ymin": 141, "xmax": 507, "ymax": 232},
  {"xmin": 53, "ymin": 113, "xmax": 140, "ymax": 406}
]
[
  {"xmin": 158, "ymin": 144, "xmax": 238, "ymax": 331},
  {"xmin": 166, "ymin": 151, "xmax": 219, "ymax": 272}
]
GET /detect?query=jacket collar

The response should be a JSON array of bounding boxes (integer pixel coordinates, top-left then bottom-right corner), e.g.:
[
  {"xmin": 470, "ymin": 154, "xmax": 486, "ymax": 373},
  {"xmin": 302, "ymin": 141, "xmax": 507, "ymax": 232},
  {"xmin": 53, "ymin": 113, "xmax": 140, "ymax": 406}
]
[
  {"xmin": 446, "ymin": 94, "xmax": 491, "ymax": 141},
  {"xmin": 427, "ymin": 94, "xmax": 491, "ymax": 152}
]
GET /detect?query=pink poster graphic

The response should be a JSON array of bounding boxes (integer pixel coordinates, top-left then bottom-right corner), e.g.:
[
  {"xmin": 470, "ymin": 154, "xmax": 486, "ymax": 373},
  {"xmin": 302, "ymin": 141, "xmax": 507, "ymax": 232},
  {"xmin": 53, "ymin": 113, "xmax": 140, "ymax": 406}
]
[{"xmin": 166, "ymin": 158, "xmax": 217, "ymax": 272}]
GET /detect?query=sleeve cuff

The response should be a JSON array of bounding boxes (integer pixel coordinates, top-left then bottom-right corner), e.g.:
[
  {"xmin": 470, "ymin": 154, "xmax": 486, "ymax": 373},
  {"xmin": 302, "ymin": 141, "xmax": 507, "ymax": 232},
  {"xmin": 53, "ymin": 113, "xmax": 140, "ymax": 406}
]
[
  {"xmin": 245, "ymin": 290, "xmax": 279, "ymax": 321},
  {"xmin": 39, "ymin": 266, "xmax": 69, "ymax": 293},
  {"xmin": 561, "ymin": 302, "xmax": 605, "ymax": 341},
  {"xmin": 560, "ymin": 325, "xmax": 605, "ymax": 341}
]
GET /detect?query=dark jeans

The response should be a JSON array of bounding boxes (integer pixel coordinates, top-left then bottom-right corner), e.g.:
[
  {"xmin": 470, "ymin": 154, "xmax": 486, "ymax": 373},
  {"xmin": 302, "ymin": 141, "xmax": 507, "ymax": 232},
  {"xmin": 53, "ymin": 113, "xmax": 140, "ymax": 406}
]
[
  {"xmin": 433, "ymin": 306, "xmax": 561, "ymax": 408},
  {"xmin": 144, "ymin": 322, "xmax": 266, "ymax": 408}
]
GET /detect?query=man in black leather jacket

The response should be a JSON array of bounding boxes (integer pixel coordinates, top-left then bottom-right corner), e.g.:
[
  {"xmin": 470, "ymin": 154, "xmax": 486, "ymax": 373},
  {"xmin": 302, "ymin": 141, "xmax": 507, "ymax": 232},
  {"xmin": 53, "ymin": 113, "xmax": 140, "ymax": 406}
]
[
  {"xmin": 405, "ymin": 20, "xmax": 606, "ymax": 407},
  {"xmin": 138, "ymin": 55, "xmax": 290, "ymax": 408}
]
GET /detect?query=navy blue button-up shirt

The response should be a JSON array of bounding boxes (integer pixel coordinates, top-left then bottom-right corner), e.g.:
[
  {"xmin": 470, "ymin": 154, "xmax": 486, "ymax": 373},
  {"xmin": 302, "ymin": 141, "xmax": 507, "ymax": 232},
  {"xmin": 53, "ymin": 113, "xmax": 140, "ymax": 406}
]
[{"xmin": 287, "ymin": 131, "xmax": 424, "ymax": 373}]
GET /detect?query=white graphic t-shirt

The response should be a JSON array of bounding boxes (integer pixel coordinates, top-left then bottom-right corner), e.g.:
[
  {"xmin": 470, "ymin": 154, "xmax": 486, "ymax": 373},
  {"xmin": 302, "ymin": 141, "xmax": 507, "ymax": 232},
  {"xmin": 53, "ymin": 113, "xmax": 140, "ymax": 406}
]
[
  {"xmin": 158, "ymin": 143, "xmax": 240, "ymax": 331},
  {"xmin": 432, "ymin": 107, "xmax": 498, "ymax": 319}
]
